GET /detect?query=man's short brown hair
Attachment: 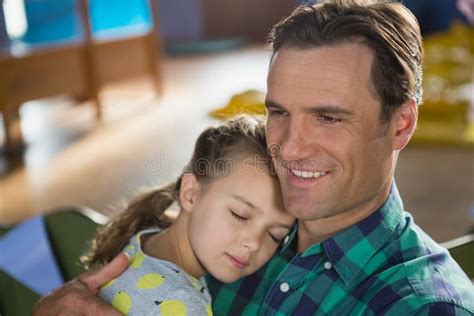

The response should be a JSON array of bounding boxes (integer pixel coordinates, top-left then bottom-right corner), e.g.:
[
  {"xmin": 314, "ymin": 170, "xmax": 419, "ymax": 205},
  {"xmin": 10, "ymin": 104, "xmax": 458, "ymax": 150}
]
[{"xmin": 268, "ymin": 0, "xmax": 423, "ymax": 123}]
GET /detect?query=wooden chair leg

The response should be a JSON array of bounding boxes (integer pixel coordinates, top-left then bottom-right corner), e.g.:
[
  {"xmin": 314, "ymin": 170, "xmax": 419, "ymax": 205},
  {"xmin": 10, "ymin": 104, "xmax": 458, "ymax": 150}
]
[
  {"xmin": 149, "ymin": 39, "xmax": 163, "ymax": 96},
  {"xmin": 1, "ymin": 108, "xmax": 12, "ymax": 150},
  {"xmin": 148, "ymin": 0, "xmax": 163, "ymax": 96},
  {"xmin": 147, "ymin": 35, "xmax": 163, "ymax": 96},
  {"xmin": 78, "ymin": 0, "xmax": 102, "ymax": 121},
  {"xmin": 90, "ymin": 90, "xmax": 102, "ymax": 121},
  {"xmin": 1, "ymin": 107, "xmax": 24, "ymax": 153}
]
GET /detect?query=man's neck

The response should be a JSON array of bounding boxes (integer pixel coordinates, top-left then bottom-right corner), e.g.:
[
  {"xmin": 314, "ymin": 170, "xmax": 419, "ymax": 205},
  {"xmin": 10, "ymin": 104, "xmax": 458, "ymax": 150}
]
[{"xmin": 296, "ymin": 185, "xmax": 392, "ymax": 252}]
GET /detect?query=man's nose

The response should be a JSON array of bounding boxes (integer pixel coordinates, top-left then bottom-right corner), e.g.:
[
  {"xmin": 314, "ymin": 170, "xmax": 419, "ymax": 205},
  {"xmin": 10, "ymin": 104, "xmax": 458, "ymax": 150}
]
[{"xmin": 278, "ymin": 119, "xmax": 312, "ymax": 161}]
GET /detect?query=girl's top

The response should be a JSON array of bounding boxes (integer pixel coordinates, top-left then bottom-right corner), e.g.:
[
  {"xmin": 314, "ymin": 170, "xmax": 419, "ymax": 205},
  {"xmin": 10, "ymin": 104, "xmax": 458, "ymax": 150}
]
[{"xmin": 98, "ymin": 228, "xmax": 213, "ymax": 316}]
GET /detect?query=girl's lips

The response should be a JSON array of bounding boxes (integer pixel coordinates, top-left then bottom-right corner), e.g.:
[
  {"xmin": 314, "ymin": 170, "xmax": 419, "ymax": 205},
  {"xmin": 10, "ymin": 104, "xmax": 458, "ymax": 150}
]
[{"xmin": 226, "ymin": 254, "xmax": 248, "ymax": 270}]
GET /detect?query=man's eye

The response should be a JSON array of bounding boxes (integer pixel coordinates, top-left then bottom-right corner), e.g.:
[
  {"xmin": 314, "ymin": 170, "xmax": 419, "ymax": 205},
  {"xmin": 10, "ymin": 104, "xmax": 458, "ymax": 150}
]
[
  {"xmin": 267, "ymin": 109, "xmax": 288, "ymax": 117},
  {"xmin": 319, "ymin": 115, "xmax": 341, "ymax": 123},
  {"xmin": 230, "ymin": 211, "xmax": 247, "ymax": 221}
]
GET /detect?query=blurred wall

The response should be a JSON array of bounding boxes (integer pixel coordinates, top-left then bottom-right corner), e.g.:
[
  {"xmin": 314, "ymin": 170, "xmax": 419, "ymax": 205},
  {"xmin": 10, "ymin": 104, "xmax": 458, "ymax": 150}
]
[
  {"xmin": 295, "ymin": 0, "xmax": 469, "ymax": 35},
  {"xmin": 0, "ymin": 0, "xmax": 299, "ymax": 47},
  {"xmin": 158, "ymin": 0, "xmax": 203, "ymax": 41},
  {"xmin": 201, "ymin": 0, "xmax": 295, "ymax": 42},
  {"xmin": 402, "ymin": 0, "xmax": 468, "ymax": 35},
  {"xmin": 0, "ymin": 7, "xmax": 9, "ymax": 49},
  {"xmin": 2, "ymin": 0, "xmax": 470, "ymax": 49}
]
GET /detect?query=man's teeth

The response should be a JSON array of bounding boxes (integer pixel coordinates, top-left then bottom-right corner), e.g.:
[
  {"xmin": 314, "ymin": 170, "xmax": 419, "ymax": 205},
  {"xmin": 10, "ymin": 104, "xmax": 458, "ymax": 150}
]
[{"xmin": 291, "ymin": 169, "xmax": 327, "ymax": 178}]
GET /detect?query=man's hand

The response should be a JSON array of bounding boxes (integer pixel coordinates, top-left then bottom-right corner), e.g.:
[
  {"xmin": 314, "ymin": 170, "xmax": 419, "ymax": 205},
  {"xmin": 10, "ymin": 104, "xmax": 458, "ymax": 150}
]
[{"xmin": 33, "ymin": 253, "xmax": 130, "ymax": 316}]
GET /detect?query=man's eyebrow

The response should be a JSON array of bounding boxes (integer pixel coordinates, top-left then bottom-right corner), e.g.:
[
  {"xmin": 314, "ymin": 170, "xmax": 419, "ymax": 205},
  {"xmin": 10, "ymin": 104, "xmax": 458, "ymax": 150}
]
[
  {"xmin": 231, "ymin": 194, "xmax": 261, "ymax": 213},
  {"xmin": 264, "ymin": 100, "xmax": 286, "ymax": 110},
  {"xmin": 305, "ymin": 105, "xmax": 354, "ymax": 116},
  {"xmin": 265, "ymin": 100, "xmax": 354, "ymax": 117}
]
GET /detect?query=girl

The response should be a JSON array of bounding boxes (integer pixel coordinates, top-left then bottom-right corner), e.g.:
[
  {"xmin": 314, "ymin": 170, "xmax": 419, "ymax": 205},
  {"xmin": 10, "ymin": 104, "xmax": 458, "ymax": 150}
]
[{"xmin": 82, "ymin": 116, "xmax": 295, "ymax": 315}]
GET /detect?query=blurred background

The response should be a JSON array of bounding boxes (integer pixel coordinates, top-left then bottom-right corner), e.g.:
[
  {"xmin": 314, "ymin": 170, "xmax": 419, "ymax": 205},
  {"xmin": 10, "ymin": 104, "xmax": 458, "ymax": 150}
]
[{"xmin": 0, "ymin": 0, "xmax": 473, "ymax": 244}]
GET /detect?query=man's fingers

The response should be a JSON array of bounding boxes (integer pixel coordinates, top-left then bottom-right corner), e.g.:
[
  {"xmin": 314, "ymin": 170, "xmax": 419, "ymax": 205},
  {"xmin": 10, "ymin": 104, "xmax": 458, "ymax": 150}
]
[
  {"xmin": 33, "ymin": 253, "xmax": 129, "ymax": 315},
  {"xmin": 33, "ymin": 279, "xmax": 122, "ymax": 316},
  {"xmin": 79, "ymin": 252, "xmax": 130, "ymax": 293}
]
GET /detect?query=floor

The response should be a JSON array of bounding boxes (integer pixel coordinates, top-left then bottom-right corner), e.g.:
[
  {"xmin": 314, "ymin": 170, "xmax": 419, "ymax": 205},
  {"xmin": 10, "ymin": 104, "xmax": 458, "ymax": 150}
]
[{"xmin": 0, "ymin": 45, "xmax": 473, "ymax": 243}]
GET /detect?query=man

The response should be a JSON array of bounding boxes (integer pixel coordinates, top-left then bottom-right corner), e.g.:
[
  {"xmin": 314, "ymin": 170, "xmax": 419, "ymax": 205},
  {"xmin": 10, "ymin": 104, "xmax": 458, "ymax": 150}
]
[{"xmin": 34, "ymin": 0, "xmax": 474, "ymax": 315}]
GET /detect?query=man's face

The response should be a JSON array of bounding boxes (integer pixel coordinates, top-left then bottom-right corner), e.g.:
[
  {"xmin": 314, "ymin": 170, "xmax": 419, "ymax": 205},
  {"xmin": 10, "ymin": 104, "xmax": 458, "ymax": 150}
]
[{"xmin": 266, "ymin": 43, "xmax": 398, "ymax": 221}]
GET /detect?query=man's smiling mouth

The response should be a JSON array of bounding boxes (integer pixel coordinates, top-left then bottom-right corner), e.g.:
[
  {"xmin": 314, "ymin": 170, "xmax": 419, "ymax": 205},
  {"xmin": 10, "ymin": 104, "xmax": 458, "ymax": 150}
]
[{"xmin": 290, "ymin": 169, "xmax": 328, "ymax": 179}]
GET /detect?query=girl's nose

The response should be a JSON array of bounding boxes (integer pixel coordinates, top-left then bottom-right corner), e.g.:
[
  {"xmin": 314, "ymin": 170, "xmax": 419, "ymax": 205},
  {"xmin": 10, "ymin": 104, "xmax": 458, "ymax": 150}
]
[{"xmin": 241, "ymin": 232, "xmax": 262, "ymax": 253}]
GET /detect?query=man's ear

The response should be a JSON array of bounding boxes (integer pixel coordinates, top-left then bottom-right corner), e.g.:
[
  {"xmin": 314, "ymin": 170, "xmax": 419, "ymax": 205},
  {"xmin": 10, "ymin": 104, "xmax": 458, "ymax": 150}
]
[
  {"xmin": 179, "ymin": 173, "xmax": 200, "ymax": 213},
  {"xmin": 392, "ymin": 98, "xmax": 418, "ymax": 151}
]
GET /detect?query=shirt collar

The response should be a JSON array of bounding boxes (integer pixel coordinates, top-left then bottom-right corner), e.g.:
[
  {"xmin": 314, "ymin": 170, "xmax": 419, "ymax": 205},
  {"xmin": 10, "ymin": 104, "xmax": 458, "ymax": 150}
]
[
  {"xmin": 327, "ymin": 182, "xmax": 404, "ymax": 284},
  {"xmin": 302, "ymin": 181, "xmax": 405, "ymax": 284},
  {"xmin": 280, "ymin": 222, "xmax": 298, "ymax": 252}
]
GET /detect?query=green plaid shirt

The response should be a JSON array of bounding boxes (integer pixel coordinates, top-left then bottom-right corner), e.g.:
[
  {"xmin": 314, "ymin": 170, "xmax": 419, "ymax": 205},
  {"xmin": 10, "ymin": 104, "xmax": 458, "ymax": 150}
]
[{"xmin": 208, "ymin": 184, "xmax": 474, "ymax": 315}]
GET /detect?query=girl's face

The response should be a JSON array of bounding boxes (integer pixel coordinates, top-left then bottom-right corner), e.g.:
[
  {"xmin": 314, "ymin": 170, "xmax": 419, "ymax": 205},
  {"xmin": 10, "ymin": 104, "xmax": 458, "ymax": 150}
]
[{"xmin": 184, "ymin": 161, "xmax": 295, "ymax": 283}]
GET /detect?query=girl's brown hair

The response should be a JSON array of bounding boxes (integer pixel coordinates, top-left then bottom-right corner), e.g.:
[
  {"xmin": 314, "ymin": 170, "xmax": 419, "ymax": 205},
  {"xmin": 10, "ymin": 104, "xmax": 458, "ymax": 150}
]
[{"xmin": 82, "ymin": 115, "xmax": 273, "ymax": 268}]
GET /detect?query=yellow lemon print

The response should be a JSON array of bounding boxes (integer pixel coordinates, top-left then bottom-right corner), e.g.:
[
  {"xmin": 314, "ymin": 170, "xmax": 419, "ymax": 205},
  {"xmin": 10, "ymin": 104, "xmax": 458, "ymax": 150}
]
[
  {"xmin": 112, "ymin": 291, "xmax": 132, "ymax": 315},
  {"xmin": 129, "ymin": 252, "xmax": 145, "ymax": 268},
  {"xmin": 125, "ymin": 245, "xmax": 136, "ymax": 253},
  {"xmin": 191, "ymin": 278, "xmax": 200, "ymax": 289},
  {"xmin": 101, "ymin": 278, "xmax": 117, "ymax": 289},
  {"xmin": 160, "ymin": 300, "xmax": 186, "ymax": 315},
  {"xmin": 206, "ymin": 304, "xmax": 213, "ymax": 316},
  {"xmin": 136, "ymin": 273, "xmax": 166, "ymax": 289}
]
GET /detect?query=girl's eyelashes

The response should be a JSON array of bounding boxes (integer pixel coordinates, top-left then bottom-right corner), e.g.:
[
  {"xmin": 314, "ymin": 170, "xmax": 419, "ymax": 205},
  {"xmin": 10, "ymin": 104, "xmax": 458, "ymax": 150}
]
[
  {"xmin": 268, "ymin": 233, "xmax": 281, "ymax": 244},
  {"xmin": 228, "ymin": 208, "xmax": 288, "ymax": 244},
  {"xmin": 230, "ymin": 210, "xmax": 247, "ymax": 221}
]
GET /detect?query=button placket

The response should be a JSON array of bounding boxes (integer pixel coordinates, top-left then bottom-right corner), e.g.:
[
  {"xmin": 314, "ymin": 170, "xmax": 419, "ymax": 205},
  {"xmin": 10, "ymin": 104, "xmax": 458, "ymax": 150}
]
[
  {"xmin": 324, "ymin": 261, "xmax": 332, "ymax": 270},
  {"xmin": 280, "ymin": 282, "xmax": 290, "ymax": 293}
]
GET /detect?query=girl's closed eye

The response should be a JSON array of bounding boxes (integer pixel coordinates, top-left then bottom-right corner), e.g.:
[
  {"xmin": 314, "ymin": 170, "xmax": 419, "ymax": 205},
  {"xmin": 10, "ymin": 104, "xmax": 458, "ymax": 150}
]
[
  {"xmin": 268, "ymin": 229, "xmax": 290, "ymax": 244},
  {"xmin": 230, "ymin": 210, "xmax": 247, "ymax": 221},
  {"xmin": 267, "ymin": 232, "xmax": 281, "ymax": 244}
]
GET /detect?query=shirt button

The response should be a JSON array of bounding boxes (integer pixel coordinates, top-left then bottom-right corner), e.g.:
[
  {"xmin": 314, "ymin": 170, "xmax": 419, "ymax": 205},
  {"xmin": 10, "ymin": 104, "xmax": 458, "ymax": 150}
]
[
  {"xmin": 280, "ymin": 282, "xmax": 290, "ymax": 293},
  {"xmin": 283, "ymin": 235, "xmax": 290, "ymax": 244},
  {"xmin": 324, "ymin": 261, "xmax": 332, "ymax": 270}
]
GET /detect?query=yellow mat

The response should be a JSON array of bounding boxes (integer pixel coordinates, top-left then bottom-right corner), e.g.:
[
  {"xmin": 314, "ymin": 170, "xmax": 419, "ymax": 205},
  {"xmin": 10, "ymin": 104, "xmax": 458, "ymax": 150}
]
[{"xmin": 209, "ymin": 90, "xmax": 266, "ymax": 119}]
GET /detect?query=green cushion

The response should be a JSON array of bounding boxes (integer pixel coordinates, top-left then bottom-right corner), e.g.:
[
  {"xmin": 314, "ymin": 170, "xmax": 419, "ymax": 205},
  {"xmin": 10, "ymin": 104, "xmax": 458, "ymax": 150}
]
[
  {"xmin": 446, "ymin": 235, "xmax": 474, "ymax": 279},
  {"xmin": 0, "ymin": 208, "xmax": 105, "ymax": 316},
  {"xmin": 0, "ymin": 271, "xmax": 40, "ymax": 316},
  {"xmin": 45, "ymin": 208, "xmax": 103, "ymax": 280}
]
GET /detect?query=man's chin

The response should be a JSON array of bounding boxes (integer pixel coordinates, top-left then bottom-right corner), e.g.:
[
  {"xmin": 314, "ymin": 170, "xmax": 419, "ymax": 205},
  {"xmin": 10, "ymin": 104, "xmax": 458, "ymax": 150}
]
[{"xmin": 287, "ymin": 204, "xmax": 319, "ymax": 220}]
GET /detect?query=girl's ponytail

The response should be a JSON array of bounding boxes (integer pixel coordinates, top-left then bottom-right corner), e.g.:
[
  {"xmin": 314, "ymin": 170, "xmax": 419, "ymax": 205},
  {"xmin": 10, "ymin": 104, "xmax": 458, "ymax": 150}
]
[{"xmin": 82, "ymin": 178, "xmax": 181, "ymax": 268}]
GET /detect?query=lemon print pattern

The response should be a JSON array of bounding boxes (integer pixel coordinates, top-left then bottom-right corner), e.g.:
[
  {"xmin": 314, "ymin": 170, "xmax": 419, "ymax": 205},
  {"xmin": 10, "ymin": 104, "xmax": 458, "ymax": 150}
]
[
  {"xmin": 112, "ymin": 291, "xmax": 132, "ymax": 315},
  {"xmin": 129, "ymin": 252, "xmax": 145, "ymax": 268},
  {"xmin": 191, "ymin": 278, "xmax": 200, "ymax": 289},
  {"xmin": 206, "ymin": 304, "xmax": 213, "ymax": 316},
  {"xmin": 125, "ymin": 245, "xmax": 136, "ymax": 252},
  {"xmin": 101, "ymin": 278, "xmax": 117, "ymax": 290},
  {"xmin": 98, "ymin": 229, "xmax": 212, "ymax": 315},
  {"xmin": 136, "ymin": 273, "xmax": 166, "ymax": 289},
  {"xmin": 160, "ymin": 300, "xmax": 187, "ymax": 315}
]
